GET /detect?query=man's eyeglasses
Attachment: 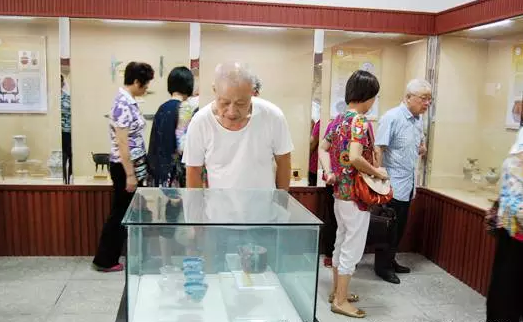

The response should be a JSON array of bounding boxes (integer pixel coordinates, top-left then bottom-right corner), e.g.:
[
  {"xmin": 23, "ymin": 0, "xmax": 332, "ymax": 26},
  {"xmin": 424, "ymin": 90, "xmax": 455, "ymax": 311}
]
[{"xmin": 412, "ymin": 94, "xmax": 432, "ymax": 103}]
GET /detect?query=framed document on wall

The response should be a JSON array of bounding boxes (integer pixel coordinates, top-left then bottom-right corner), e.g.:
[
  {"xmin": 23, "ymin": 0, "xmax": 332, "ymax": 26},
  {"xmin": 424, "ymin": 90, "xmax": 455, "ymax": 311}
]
[
  {"xmin": 0, "ymin": 35, "xmax": 48, "ymax": 113},
  {"xmin": 330, "ymin": 46, "xmax": 381, "ymax": 120}
]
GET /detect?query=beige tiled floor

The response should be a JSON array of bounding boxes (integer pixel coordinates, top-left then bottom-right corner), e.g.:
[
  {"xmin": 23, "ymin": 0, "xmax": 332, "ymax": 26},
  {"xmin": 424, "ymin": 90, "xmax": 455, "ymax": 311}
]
[{"xmin": 0, "ymin": 254, "xmax": 486, "ymax": 322}]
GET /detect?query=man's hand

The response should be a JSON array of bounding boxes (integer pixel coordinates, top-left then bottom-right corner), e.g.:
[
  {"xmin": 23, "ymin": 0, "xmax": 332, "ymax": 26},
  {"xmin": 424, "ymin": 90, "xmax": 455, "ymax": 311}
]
[{"xmin": 419, "ymin": 143, "xmax": 427, "ymax": 157}]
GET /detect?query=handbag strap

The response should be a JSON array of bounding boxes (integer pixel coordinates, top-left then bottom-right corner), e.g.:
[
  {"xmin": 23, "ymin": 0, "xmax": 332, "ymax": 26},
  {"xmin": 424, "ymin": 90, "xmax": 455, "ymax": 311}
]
[{"xmin": 349, "ymin": 113, "xmax": 375, "ymax": 160}]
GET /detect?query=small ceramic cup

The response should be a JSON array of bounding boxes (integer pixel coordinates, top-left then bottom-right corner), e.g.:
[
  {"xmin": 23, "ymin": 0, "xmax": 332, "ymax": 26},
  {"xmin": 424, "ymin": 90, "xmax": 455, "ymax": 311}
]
[
  {"xmin": 183, "ymin": 281, "xmax": 208, "ymax": 302},
  {"xmin": 183, "ymin": 270, "xmax": 205, "ymax": 283}
]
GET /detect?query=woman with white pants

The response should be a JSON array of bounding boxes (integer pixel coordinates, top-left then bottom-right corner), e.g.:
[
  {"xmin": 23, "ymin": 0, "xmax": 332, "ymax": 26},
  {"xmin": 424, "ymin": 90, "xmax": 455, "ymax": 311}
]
[{"xmin": 319, "ymin": 70, "xmax": 388, "ymax": 318}]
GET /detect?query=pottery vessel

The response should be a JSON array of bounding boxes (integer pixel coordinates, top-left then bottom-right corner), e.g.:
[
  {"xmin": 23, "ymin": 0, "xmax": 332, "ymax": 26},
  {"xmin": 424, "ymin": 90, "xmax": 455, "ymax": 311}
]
[
  {"xmin": 485, "ymin": 167, "xmax": 500, "ymax": 185},
  {"xmin": 47, "ymin": 150, "xmax": 63, "ymax": 178},
  {"xmin": 238, "ymin": 244, "xmax": 268, "ymax": 274},
  {"xmin": 463, "ymin": 158, "xmax": 479, "ymax": 180},
  {"xmin": 11, "ymin": 135, "xmax": 30, "ymax": 162}
]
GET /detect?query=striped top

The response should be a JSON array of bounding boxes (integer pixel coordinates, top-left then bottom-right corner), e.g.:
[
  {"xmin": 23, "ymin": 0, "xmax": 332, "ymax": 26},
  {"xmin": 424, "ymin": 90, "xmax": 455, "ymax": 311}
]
[{"xmin": 375, "ymin": 103, "xmax": 423, "ymax": 202}]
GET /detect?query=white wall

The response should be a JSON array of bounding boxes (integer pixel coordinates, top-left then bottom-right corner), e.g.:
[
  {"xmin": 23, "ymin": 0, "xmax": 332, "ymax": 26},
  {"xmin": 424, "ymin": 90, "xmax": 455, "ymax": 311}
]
[{"xmin": 219, "ymin": 0, "xmax": 475, "ymax": 13}]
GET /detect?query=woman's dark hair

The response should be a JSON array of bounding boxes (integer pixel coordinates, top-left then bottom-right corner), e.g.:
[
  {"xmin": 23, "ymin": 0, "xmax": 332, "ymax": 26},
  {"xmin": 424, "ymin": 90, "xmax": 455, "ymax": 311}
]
[
  {"xmin": 124, "ymin": 62, "xmax": 155, "ymax": 88},
  {"xmin": 345, "ymin": 70, "xmax": 380, "ymax": 104},
  {"xmin": 167, "ymin": 66, "xmax": 194, "ymax": 96}
]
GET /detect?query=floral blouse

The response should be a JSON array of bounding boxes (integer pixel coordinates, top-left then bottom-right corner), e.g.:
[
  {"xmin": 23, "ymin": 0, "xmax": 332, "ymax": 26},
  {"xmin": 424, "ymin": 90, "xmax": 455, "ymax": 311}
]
[
  {"xmin": 497, "ymin": 155, "xmax": 523, "ymax": 241},
  {"xmin": 325, "ymin": 110, "xmax": 374, "ymax": 210},
  {"xmin": 109, "ymin": 88, "xmax": 146, "ymax": 163}
]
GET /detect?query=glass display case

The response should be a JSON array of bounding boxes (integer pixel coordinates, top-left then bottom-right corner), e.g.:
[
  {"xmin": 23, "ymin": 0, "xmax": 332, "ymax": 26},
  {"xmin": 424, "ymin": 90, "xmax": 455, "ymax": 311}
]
[{"xmin": 122, "ymin": 188, "xmax": 322, "ymax": 322}]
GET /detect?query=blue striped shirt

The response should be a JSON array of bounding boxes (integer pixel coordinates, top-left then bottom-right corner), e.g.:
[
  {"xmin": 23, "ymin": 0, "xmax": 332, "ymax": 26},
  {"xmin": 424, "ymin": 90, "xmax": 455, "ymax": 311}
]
[{"xmin": 375, "ymin": 103, "xmax": 423, "ymax": 202}]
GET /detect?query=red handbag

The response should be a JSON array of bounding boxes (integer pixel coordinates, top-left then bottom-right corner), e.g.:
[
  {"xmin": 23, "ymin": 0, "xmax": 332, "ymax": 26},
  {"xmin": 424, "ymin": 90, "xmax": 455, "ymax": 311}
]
[
  {"xmin": 353, "ymin": 121, "xmax": 393, "ymax": 206},
  {"xmin": 355, "ymin": 172, "xmax": 393, "ymax": 205}
]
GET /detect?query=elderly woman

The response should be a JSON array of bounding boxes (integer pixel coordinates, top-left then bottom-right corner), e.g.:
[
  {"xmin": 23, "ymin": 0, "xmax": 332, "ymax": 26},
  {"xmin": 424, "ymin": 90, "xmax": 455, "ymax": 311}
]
[
  {"xmin": 93, "ymin": 62, "xmax": 154, "ymax": 272},
  {"xmin": 319, "ymin": 70, "xmax": 388, "ymax": 318},
  {"xmin": 485, "ymin": 128, "xmax": 523, "ymax": 322}
]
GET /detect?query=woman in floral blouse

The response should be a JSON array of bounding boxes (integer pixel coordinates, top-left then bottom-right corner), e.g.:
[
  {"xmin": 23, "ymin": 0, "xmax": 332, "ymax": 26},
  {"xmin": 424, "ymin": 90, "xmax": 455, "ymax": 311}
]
[
  {"xmin": 319, "ymin": 70, "xmax": 388, "ymax": 318},
  {"xmin": 93, "ymin": 62, "xmax": 154, "ymax": 272},
  {"xmin": 485, "ymin": 128, "xmax": 523, "ymax": 322}
]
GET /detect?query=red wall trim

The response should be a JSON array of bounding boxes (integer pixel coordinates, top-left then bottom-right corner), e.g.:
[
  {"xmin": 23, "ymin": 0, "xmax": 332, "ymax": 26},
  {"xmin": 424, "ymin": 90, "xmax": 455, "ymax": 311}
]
[
  {"xmin": 436, "ymin": 0, "xmax": 523, "ymax": 34},
  {"xmin": 415, "ymin": 188, "xmax": 495, "ymax": 296},
  {"xmin": 0, "ymin": 0, "xmax": 435, "ymax": 35}
]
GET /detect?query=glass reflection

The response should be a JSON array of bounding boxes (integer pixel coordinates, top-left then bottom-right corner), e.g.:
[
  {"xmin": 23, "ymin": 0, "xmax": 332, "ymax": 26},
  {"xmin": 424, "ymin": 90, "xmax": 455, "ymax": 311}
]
[
  {"xmin": 0, "ymin": 16, "xmax": 60, "ymax": 184},
  {"xmin": 428, "ymin": 16, "xmax": 523, "ymax": 208},
  {"xmin": 70, "ymin": 18, "xmax": 190, "ymax": 184},
  {"xmin": 200, "ymin": 24, "xmax": 314, "ymax": 186},
  {"xmin": 317, "ymin": 31, "xmax": 428, "ymax": 185}
]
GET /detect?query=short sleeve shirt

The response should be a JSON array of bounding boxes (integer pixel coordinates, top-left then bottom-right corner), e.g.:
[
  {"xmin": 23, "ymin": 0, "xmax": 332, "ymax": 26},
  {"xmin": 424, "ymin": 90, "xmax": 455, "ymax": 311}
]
[
  {"xmin": 109, "ymin": 88, "xmax": 146, "ymax": 163},
  {"xmin": 325, "ymin": 110, "xmax": 374, "ymax": 210}
]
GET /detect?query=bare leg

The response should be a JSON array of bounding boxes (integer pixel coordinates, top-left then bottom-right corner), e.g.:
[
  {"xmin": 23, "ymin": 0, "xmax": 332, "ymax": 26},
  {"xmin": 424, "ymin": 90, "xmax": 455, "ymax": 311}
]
[
  {"xmin": 333, "ymin": 274, "xmax": 365, "ymax": 317},
  {"xmin": 331, "ymin": 266, "xmax": 338, "ymax": 295}
]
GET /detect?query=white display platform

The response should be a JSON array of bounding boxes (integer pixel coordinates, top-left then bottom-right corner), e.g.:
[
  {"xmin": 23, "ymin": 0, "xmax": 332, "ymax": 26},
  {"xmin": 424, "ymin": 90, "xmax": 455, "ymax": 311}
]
[{"xmin": 130, "ymin": 272, "xmax": 303, "ymax": 322}]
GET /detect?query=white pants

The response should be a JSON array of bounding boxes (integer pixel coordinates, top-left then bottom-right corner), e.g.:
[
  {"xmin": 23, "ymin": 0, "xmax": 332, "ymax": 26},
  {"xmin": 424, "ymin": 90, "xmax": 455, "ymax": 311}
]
[{"xmin": 332, "ymin": 199, "xmax": 371, "ymax": 275}]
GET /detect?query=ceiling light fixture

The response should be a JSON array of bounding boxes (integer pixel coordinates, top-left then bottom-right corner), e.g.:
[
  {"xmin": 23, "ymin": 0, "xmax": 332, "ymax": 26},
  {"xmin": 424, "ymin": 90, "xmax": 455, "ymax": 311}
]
[
  {"xmin": 0, "ymin": 16, "xmax": 35, "ymax": 20},
  {"xmin": 102, "ymin": 19, "xmax": 164, "ymax": 25},
  {"xmin": 226, "ymin": 24, "xmax": 285, "ymax": 30},
  {"xmin": 469, "ymin": 19, "xmax": 513, "ymax": 31}
]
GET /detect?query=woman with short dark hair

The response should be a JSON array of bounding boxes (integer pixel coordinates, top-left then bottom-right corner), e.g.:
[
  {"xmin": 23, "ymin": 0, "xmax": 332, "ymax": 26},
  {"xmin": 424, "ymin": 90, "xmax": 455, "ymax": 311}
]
[
  {"xmin": 319, "ymin": 70, "xmax": 387, "ymax": 318},
  {"xmin": 93, "ymin": 61, "xmax": 154, "ymax": 272},
  {"xmin": 148, "ymin": 66, "xmax": 194, "ymax": 187}
]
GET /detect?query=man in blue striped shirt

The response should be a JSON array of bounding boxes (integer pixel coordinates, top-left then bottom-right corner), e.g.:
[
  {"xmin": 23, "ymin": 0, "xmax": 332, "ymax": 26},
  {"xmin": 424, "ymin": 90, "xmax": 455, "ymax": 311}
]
[{"xmin": 374, "ymin": 79, "xmax": 431, "ymax": 284}]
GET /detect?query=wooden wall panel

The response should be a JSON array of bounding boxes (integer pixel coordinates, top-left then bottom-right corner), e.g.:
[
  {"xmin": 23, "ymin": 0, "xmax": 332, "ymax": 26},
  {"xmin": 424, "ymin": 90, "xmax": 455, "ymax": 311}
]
[
  {"xmin": 0, "ymin": 0, "xmax": 434, "ymax": 35},
  {"xmin": 0, "ymin": 185, "xmax": 113, "ymax": 256},
  {"xmin": 414, "ymin": 188, "xmax": 496, "ymax": 296},
  {"xmin": 0, "ymin": 184, "xmax": 496, "ymax": 296},
  {"xmin": 0, "ymin": 185, "xmax": 420, "ymax": 256},
  {"xmin": 436, "ymin": 0, "xmax": 523, "ymax": 34}
]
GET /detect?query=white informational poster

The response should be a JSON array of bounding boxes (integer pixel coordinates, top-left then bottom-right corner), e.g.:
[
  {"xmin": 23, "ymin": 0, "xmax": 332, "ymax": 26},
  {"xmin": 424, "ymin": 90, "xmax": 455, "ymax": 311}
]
[
  {"xmin": 329, "ymin": 46, "xmax": 381, "ymax": 120},
  {"xmin": 0, "ymin": 36, "xmax": 48, "ymax": 113}
]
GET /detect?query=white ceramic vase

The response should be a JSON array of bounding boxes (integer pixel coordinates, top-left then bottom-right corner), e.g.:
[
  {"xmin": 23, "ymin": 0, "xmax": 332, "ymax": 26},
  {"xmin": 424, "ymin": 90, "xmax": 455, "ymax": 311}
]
[
  {"xmin": 485, "ymin": 167, "xmax": 500, "ymax": 185},
  {"xmin": 11, "ymin": 135, "xmax": 30, "ymax": 162},
  {"xmin": 47, "ymin": 150, "xmax": 63, "ymax": 179}
]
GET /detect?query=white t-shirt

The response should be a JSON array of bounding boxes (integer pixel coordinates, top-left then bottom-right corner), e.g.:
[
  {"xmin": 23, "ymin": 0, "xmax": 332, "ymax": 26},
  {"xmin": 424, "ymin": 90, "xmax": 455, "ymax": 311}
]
[{"xmin": 182, "ymin": 96, "xmax": 294, "ymax": 189}]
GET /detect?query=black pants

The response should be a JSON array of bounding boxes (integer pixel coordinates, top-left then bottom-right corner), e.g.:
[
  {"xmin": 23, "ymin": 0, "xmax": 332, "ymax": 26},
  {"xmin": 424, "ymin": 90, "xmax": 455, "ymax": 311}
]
[
  {"xmin": 61, "ymin": 131, "xmax": 72, "ymax": 184},
  {"xmin": 486, "ymin": 229, "xmax": 523, "ymax": 322},
  {"xmin": 321, "ymin": 184, "xmax": 337, "ymax": 258},
  {"xmin": 308, "ymin": 171, "xmax": 317, "ymax": 186},
  {"xmin": 374, "ymin": 196, "xmax": 412, "ymax": 271},
  {"xmin": 93, "ymin": 162, "xmax": 139, "ymax": 268}
]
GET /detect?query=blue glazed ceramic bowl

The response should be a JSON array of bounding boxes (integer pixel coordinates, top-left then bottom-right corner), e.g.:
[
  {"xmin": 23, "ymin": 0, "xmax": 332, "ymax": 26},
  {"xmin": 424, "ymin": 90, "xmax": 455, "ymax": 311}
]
[
  {"xmin": 182, "ymin": 257, "xmax": 205, "ymax": 272},
  {"xmin": 183, "ymin": 270, "xmax": 205, "ymax": 283},
  {"xmin": 184, "ymin": 281, "xmax": 208, "ymax": 302}
]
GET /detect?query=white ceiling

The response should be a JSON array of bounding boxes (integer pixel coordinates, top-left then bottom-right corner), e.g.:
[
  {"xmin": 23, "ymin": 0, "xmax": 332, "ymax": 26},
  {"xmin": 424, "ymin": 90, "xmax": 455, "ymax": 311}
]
[{"xmin": 221, "ymin": 0, "xmax": 476, "ymax": 13}]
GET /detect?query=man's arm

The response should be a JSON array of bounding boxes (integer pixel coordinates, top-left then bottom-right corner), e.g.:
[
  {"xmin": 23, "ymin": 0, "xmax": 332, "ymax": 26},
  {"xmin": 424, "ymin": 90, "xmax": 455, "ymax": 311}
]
[
  {"xmin": 271, "ymin": 108, "xmax": 294, "ymax": 190},
  {"xmin": 182, "ymin": 113, "xmax": 206, "ymax": 188},
  {"xmin": 186, "ymin": 166, "xmax": 204, "ymax": 188},
  {"xmin": 374, "ymin": 113, "xmax": 393, "ymax": 167},
  {"xmin": 374, "ymin": 145, "xmax": 386, "ymax": 167},
  {"xmin": 274, "ymin": 153, "xmax": 291, "ymax": 190}
]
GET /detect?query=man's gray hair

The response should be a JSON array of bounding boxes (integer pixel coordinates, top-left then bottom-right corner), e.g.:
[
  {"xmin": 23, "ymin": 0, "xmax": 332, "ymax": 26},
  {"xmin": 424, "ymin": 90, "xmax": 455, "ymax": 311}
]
[
  {"xmin": 253, "ymin": 76, "xmax": 262, "ymax": 93},
  {"xmin": 214, "ymin": 62, "xmax": 255, "ymax": 88},
  {"xmin": 405, "ymin": 79, "xmax": 432, "ymax": 96}
]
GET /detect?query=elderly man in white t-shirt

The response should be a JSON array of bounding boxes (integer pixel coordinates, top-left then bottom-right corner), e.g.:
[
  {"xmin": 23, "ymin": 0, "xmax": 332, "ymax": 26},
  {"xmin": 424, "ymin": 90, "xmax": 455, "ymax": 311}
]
[
  {"xmin": 183, "ymin": 62, "xmax": 294, "ymax": 190},
  {"xmin": 182, "ymin": 62, "xmax": 294, "ymax": 272}
]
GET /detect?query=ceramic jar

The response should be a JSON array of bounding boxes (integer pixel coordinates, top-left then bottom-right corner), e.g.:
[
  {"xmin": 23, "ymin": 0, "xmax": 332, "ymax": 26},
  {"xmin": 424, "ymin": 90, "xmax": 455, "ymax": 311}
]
[
  {"xmin": 47, "ymin": 150, "xmax": 63, "ymax": 178},
  {"xmin": 485, "ymin": 167, "xmax": 500, "ymax": 185},
  {"xmin": 463, "ymin": 158, "xmax": 479, "ymax": 180},
  {"xmin": 11, "ymin": 135, "xmax": 30, "ymax": 162}
]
